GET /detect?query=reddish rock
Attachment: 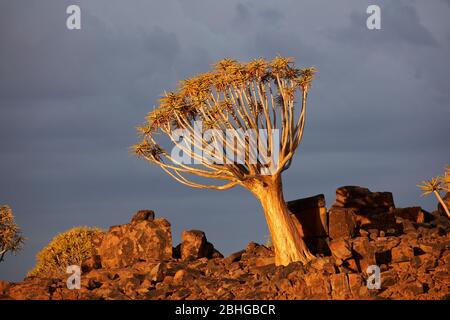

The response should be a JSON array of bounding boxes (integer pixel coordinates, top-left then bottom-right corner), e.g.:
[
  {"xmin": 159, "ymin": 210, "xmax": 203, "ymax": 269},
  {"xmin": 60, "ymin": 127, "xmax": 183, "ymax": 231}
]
[
  {"xmin": 380, "ymin": 270, "xmax": 398, "ymax": 288},
  {"xmin": 149, "ymin": 263, "xmax": 166, "ymax": 282},
  {"xmin": 351, "ymin": 237, "xmax": 376, "ymax": 272},
  {"xmin": 328, "ymin": 207, "xmax": 357, "ymax": 239},
  {"xmin": 2, "ymin": 207, "xmax": 449, "ymax": 301},
  {"xmin": 347, "ymin": 273, "xmax": 366, "ymax": 297},
  {"xmin": 225, "ymin": 250, "xmax": 245, "ymax": 263},
  {"xmin": 81, "ymin": 255, "xmax": 102, "ymax": 273},
  {"xmin": 0, "ymin": 280, "xmax": 10, "ymax": 295},
  {"xmin": 180, "ymin": 230, "xmax": 222, "ymax": 260},
  {"xmin": 330, "ymin": 186, "xmax": 398, "ymax": 235},
  {"xmin": 288, "ymin": 194, "xmax": 328, "ymax": 237},
  {"xmin": 304, "ymin": 273, "xmax": 331, "ymax": 298},
  {"xmin": 330, "ymin": 273, "xmax": 351, "ymax": 299},
  {"xmin": 309, "ymin": 257, "xmax": 336, "ymax": 274},
  {"xmin": 334, "ymin": 186, "xmax": 395, "ymax": 213},
  {"xmin": 131, "ymin": 210, "xmax": 155, "ymax": 224},
  {"xmin": 391, "ymin": 207, "xmax": 429, "ymax": 223},
  {"xmin": 357, "ymin": 213, "xmax": 397, "ymax": 232},
  {"xmin": 391, "ymin": 244, "xmax": 414, "ymax": 263},
  {"xmin": 98, "ymin": 218, "xmax": 172, "ymax": 268},
  {"xmin": 8, "ymin": 278, "xmax": 56, "ymax": 300},
  {"xmin": 329, "ymin": 239, "xmax": 352, "ymax": 260}
]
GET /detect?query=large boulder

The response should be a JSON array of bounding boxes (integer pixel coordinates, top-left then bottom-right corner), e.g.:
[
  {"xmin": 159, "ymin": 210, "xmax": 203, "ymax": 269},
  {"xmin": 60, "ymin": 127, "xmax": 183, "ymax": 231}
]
[
  {"xmin": 288, "ymin": 194, "xmax": 330, "ymax": 255},
  {"xmin": 288, "ymin": 194, "xmax": 327, "ymax": 237},
  {"xmin": 350, "ymin": 237, "xmax": 376, "ymax": 272},
  {"xmin": 98, "ymin": 211, "xmax": 172, "ymax": 268},
  {"xmin": 176, "ymin": 230, "xmax": 223, "ymax": 260},
  {"xmin": 329, "ymin": 186, "xmax": 398, "ymax": 239},
  {"xmin": 391, "ymin": 207, "xmax": 431, "ymax": 224},
  {"xmin": 328, "ymin": 207, "xmax": 357, "ymax": 239},
  {"xmin": 334, "ymin": 186, "xmax": 395, "ymax": 213},
  {"xmin": 131, "ymin": 210, "xmax": 155, "ymax": 224}
]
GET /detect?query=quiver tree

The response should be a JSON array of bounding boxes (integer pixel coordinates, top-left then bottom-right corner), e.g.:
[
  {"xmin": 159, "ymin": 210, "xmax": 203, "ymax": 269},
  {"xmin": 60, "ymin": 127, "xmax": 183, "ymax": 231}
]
[
  {"xmin": 0, "ymin": 205, "xmax": 25, "ymax": 263},
  {"xmin": 134, "ymin": 57, "xmax": 317, "ymax": 265},
  {"xmin": 418, "ymin": 166, "xmax": 450, "ymax": 218}
]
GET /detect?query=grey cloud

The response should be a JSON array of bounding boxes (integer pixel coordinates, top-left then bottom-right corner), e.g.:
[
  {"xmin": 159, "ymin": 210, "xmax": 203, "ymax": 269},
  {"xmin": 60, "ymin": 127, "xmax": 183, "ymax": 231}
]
[
  {"xmin": 0, "ymin": 2, "xmax": 181, "ymax": 100},
  {"xmin": 329, "ymin": 1, "xmax": 438, "ymax": 47}
]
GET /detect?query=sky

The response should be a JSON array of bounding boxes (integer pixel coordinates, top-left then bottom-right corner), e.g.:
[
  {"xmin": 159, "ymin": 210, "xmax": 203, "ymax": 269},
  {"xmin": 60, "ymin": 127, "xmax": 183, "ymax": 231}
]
[{"xmin": 0, "ymin": 0, "xmax": 449, "ymax": 281}]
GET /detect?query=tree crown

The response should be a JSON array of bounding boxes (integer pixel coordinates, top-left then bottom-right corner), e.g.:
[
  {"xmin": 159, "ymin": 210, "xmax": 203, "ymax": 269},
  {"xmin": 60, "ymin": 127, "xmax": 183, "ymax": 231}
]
[{"xmin": 133, "ymin": 57, "xmax": 317, "ymax": 190}]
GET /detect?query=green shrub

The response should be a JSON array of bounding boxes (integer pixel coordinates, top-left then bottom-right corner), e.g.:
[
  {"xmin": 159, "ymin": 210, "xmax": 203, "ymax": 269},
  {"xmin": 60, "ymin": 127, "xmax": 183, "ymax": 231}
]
[{"xmin": 28, "ymin": 226, "xmax": 103, "ymax": 277}]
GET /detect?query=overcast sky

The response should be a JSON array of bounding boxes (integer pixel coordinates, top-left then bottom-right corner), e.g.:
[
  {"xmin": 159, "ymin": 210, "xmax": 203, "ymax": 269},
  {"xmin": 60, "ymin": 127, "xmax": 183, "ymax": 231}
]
[{"xmin": 1, "ymin": 0, "xmax": 449, "ymax": 281}]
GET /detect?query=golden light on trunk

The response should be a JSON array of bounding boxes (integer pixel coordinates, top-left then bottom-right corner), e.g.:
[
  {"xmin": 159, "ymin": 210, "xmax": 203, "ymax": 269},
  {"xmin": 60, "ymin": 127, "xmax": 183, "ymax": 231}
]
[{"xmin": 246, "ymin": 176, "xmax": 314, "ymax": 265}]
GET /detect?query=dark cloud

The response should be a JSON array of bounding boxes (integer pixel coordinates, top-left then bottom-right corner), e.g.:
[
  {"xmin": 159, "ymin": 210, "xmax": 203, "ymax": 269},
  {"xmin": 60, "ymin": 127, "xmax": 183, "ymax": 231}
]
[
  {"xmin": 0, "ymin": 0, "xmax": 449, "ymax": 281},
  {"xmin": 330, "ymin": 1, "xmax": 438, "ymax": 47}
]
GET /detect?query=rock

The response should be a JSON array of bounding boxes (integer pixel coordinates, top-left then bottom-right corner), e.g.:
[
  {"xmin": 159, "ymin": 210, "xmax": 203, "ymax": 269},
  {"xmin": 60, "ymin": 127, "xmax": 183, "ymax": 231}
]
[
  {"xmin": 254, "ymin": 256, "xmax": 275, "ymax": 267},
  {"xmin": 121, "ymin": 277, "xmax": 141, "ymax": 297},
  {"xmin": 399, "ymin": 281, "xmax": 424, "ymax": 296},
  {"xmin": 330, "ymin": 186, "xmax": 398, "ymax": 235},
  {"xmin": 391, "ymin": 244, "xmax": 414, "ymax": 263},
  {"xmin": 288, "ymin": 194, "xmax": 327, "ymax": 237},
  {"xmin": 180, "ymin": 230, "xmax": 222, "ymax": 260},
  {"xmin": 173, "ymin": 270, "xmax": 188, "ymax": 283},
  {"xmin": 309, "ymin": 257, "xmax": 336, "ymax": 273},
  {"xmin": 3, "ymin": 208, "xmax": 449, "ymax": 301},
  {"xmin": 8, "ymin": 278, "xmax": 56, "ymax": 300},
  {"xmin": 304, "ymin": 237, "xmax": 331, "ymax": 256},
  {"xmin": 358, "ymin": 213, "xmax": 397, "ymax": 233},
  {"xmin": 392, "ymin": 207, "xmax": 430, "ymax": 223},
  {"xmin": 131, "ymin": 210, "xmax": 155, "ymax": 224},
  {"xmin": 225, "ymin": 250, "xmax": 245, "ymax": 263},
  {"xmin": 328, "ymin": 207, "xmax": 357, "ymax": 239},
  {"xmin": 0, "ymin": 280, "xmax": 10, "ymax": 294},
  {"xmin": 330, "ymin": 274, "xmax": 351, "ymax": 299},
  {"xmin": 412, "ymin": 253, "xmax": 437, "ymax": 271},
  {"xmin": 351, "ymin": 237, "xmax": 376, "ymax": 272},
  {"xmin": 149, "ymin": 263, "xmax": 166, "ymax": 282},
  {"xmin": 329, "ymin": 239, "xmax": 352, "ymax": 260},
  {"xmin": 98, "ymin": 218, "xmax": 172, "ymax": 268},
  {"xmin": 304, "ymin": 273, "xmax": 331, "ymax": 298},
  {"xmin": 81, "ymin": 255, "xmax": 102, "ymax": 273},
  {"xmin": 334, "ymin": 186, "xmax": 395, "ymax": 213},
  {"xmin": 87, "ymin": 278, "xmax": 102, "ymax": 290},
  {"xmin": 375, "ymin": 250, "xmax": 392, "ymax": 265},
  {"xmin": 347, "ymin": 274, "xmax": 365, "ymax": 297},
  {"xmin": 359, "ymin": 229, "xmax": 369, "ymax": 237},
  {"xmin": 380, "ymin": 270, "xmax": 397, "ymax": 288}
]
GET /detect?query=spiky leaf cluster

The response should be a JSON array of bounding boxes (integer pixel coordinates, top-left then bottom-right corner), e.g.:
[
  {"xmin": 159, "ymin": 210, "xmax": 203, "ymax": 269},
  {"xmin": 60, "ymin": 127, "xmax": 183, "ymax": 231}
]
[{"xmin": 133, "ymin": 56, "xmax": 317, "ymax": 190}]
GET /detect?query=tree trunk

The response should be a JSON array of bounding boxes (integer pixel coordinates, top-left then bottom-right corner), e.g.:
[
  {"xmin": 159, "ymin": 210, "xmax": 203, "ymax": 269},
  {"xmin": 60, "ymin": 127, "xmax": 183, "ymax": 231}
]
[
  {"xmin": 249, "ymin": 176, "xmax": 314, "ymax": 266},
  {"xmin": 434, "ymin": 190, "xmax": 450, "ymax": 218}
]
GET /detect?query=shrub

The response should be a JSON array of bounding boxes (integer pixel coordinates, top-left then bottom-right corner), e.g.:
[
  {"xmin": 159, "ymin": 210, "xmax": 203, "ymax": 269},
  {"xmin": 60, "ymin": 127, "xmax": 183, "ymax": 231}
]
[
  {"xmin": 28, "ymin": 226, "xmax": 103, "ymax": 277},
  {"xmin": 0, "ymin": 205, "xmax": 25, "ymax": 263}
]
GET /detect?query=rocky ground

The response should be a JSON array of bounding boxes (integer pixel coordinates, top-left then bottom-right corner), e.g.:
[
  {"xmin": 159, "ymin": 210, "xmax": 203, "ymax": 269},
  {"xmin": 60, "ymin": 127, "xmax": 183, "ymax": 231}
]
[{"xmin": 1, "ymin": 186, "xmax": 449, "ymax": 300}]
